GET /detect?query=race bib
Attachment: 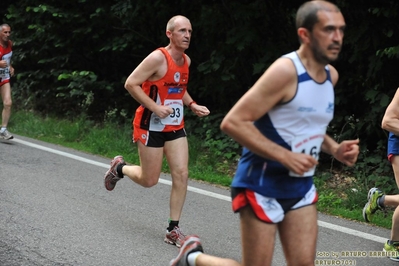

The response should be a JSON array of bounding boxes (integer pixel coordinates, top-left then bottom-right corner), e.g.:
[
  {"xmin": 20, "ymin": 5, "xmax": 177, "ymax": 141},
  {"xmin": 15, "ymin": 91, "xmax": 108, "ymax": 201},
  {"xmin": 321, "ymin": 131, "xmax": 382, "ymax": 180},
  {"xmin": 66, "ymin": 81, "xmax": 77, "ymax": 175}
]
[
  {"xmin": 1, "ymin": 52, "xmax": 12, "ymax": 79},
  {"xmin": 161, "ymin": 99, "xmax": 184, "ymax": 125},
  {"xmin": 0, "ymin": 68, "xmax": 9, "ymax": 79},
  {"xmin": 289, "ymin": 134, "xmax": 324, "ymax": 177}
]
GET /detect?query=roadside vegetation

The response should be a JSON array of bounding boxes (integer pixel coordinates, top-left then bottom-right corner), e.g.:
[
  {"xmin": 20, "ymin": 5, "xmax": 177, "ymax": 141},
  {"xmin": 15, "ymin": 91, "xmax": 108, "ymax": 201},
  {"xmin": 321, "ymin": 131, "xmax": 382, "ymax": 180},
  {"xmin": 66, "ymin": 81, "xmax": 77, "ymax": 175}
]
[
  {"xmin": 3, "ymin": 0, "xmax": 399, "ymax": 233},
  {"xmin": 8, "ymin": 109, "xmax": 394, "ymax": 230}
]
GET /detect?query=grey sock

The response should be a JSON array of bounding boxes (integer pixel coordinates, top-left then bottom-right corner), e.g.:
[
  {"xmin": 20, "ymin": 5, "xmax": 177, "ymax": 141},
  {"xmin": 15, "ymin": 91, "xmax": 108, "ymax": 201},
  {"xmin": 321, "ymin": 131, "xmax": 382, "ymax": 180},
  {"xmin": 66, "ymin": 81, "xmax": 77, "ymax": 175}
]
[{"xmin": 378, "ymin": 195, "xmax": 385, "ymax": 209}]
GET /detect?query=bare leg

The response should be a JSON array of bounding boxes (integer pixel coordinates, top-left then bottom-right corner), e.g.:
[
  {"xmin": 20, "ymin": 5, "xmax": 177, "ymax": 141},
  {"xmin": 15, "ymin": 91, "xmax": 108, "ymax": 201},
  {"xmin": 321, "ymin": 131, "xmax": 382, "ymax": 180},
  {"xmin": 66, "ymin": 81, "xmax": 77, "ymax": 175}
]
[
  {"xmin": 121, "ymin": 137, "xmax": 189, "ymax": 221},
  {"xmin": 164, "ymin": 137, "xmax": 189, "ymax": 221},
  {"xmin": 122, "ymin": 142, "xmax": 164, "ymax": 187},
  {"xmin": 391, "ymin": 207, "xmax": 399, "ymax": 241},
  {"xmin": 195, "ymin": 254, "xmax": 240, "ymax": 266},
  {"xmin": 384, "ymin": 196, "xmax": 399, "ymax": 206},
  {"xmin": 383, "ymin": 193, "xmax": 399, "ymax": 241},
  {"xmin": 389, "ymin": 156, "xmax": 399, "ymax": 241},
  {"xmin": 279, "ymin": 205, "xmax": 317, "ymax": 266},
  {"xmin": 0, "ymin": 83, "xmax": 12, "ymax": 127},
  {"xmin": 195, "ymin": 205, "xmax": 277, "ymax": 266},
  {"xmin": 240, "ymin": 205, "xmax": 277, "ymax": 266}
]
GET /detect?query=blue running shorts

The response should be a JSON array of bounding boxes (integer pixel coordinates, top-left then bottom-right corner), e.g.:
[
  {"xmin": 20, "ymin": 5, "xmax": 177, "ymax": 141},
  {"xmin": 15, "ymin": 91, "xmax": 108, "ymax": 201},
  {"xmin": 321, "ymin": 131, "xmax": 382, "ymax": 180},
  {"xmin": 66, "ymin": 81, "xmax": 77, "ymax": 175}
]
[{"xmin": 387, "ymin": 132, "xmax": 399, "ymax": 163}]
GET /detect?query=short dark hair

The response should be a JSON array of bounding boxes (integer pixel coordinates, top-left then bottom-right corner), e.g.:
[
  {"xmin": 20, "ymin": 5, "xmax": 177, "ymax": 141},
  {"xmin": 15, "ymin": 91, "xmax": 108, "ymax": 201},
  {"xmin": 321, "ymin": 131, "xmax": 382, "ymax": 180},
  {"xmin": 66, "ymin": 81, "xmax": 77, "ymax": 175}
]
[{"xmin": 296, "ymin": 1, "xmax": 340, "ymax": 31}]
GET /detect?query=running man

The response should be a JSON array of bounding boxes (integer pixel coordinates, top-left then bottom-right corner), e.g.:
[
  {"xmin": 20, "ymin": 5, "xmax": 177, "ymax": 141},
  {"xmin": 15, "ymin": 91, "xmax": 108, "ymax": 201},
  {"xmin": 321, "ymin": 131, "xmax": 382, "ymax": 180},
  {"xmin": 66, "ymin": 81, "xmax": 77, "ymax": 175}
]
[
  {"xmin": 0, "ymin": 23, "xmax": 14, "ymax": 140},
  {"xmin": 170, "ymin": 1, "xmax": 359, "ymax": 265},
  {"xmin": 104, "ymin": 15, "xmax": 210, "ymax": 248},
  {"xmin": 363, "ymin": 87, "xmax": 399, "ymax": 261}
]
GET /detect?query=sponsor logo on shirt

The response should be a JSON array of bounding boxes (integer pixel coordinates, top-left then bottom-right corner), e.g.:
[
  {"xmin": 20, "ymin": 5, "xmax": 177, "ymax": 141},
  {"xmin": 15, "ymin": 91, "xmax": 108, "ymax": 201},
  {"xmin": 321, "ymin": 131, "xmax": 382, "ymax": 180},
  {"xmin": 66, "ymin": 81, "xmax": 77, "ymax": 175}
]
[
  {"xmin": 297, "ymin": 107, "xmax": 316, "ymax": 112},
  {"xmin": 326, "ymin": 102, "xmax": 334, "ymax": 113}
]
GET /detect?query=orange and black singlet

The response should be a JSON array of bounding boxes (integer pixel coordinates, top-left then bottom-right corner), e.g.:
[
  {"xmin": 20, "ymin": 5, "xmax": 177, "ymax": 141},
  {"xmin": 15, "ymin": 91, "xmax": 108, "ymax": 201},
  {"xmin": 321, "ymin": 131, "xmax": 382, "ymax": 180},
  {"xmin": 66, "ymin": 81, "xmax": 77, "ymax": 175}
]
[{"xmin": 133, "ymin": 47, "xmax": 189, "ymax": 132}]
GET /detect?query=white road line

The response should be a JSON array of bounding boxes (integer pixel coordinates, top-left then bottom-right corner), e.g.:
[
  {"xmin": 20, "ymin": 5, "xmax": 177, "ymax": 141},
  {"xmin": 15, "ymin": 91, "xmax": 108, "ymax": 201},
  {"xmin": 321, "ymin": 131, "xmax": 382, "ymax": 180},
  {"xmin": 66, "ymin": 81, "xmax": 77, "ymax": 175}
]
[
  {"xmin": 317, "ymin": 221, "xmax": 386, "ymax": 243},
  {"xmin": 13, "ymin": 137, "xmax": 387, "ymax": 244}
]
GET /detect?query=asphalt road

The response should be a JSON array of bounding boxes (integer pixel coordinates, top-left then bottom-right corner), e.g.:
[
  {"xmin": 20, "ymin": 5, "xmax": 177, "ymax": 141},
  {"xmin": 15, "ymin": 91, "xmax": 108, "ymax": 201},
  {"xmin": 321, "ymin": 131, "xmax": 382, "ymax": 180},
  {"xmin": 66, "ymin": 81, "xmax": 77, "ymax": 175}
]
[{"xmin": 1, "ymin": 135, "xmax": 398, "ymax": 266}]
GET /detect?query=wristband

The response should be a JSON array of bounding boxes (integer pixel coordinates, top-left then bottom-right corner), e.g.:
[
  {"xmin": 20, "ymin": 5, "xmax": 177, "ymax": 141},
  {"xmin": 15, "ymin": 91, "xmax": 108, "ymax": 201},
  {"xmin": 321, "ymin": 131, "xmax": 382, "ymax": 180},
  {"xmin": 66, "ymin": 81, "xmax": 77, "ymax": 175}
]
[{"xmin": 188, "ymin": 101, "xmax": 196, "ymax": 107}]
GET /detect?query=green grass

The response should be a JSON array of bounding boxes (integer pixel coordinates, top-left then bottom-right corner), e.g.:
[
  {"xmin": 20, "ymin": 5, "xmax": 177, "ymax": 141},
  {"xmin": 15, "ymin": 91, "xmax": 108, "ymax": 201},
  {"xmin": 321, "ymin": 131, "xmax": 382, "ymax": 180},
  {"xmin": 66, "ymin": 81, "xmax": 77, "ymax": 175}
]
[
  {"xmin": 10, "ymin": 110, "xmax": 233, "ymax": 186},
  {"xmin": 7, "ymin": 110, "xmax": 394, "ymax": 230}
]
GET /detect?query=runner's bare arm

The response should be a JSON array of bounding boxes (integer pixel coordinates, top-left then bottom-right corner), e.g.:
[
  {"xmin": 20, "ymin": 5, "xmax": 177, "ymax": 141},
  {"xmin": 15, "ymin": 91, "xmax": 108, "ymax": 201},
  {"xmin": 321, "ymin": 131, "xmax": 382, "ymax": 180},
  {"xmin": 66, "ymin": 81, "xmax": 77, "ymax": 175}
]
[
  {"xmin": 221, "ymin": 57, "xmax": 318, "ymax": 175},
  {"xmin": 125, "ymin": 50, "xmax": 166, "ymax": 112},
  {"xmin": 382, "ymin": 88, "xmax": 399, "ymax": 135}
]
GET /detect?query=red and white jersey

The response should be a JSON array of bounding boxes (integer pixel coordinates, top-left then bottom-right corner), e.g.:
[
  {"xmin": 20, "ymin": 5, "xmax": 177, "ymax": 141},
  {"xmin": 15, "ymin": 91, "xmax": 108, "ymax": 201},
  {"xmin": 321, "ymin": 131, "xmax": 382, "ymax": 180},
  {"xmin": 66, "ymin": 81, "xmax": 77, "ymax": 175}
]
[{"xmin": 0, "ymin": 40, "xmax": 12, "ymax": 81}]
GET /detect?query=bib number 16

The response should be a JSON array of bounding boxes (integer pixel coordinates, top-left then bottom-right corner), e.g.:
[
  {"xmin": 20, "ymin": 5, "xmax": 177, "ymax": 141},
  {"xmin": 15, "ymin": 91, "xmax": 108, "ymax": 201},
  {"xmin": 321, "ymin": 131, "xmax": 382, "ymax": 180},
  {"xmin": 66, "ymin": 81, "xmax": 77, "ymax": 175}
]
[{"xmin": 289, "ymin": 134, "xmax": 324, "ymax": 177}]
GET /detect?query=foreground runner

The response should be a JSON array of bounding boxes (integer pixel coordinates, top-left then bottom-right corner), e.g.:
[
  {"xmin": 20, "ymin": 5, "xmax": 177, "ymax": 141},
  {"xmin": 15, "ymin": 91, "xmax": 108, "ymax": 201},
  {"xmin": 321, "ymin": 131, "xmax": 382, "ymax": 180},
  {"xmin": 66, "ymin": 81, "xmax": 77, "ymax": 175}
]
[{"xmin": 171, "ymin": 1, "xmax": 359, "ymax": 265}]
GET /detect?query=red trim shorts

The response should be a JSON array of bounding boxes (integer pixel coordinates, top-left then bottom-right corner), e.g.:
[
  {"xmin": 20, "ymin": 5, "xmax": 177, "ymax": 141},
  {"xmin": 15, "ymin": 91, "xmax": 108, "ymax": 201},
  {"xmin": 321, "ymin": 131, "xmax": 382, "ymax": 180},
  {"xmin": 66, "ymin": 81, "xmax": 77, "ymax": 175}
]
[{"xmin": 231, "ymin": 184, "xmax": 318, "ymax": 223}]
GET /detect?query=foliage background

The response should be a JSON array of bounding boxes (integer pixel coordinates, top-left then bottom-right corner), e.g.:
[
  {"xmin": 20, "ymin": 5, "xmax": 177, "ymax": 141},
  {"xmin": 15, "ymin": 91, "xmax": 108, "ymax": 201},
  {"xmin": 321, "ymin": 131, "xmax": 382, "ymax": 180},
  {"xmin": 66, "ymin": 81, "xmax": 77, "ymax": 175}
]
[{"xmin": 2, "ymin": 0, "xmax": 399, "ymax": 192}]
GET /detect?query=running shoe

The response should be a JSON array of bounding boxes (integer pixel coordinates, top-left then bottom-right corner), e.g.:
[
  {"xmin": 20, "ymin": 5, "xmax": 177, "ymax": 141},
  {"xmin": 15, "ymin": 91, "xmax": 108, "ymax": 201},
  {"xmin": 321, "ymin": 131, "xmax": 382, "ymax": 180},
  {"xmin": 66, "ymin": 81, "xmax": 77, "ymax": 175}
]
[
  {"xmin": 362, "ymin": 187, "xmax": 384, "ymax": 222},
  {"xmin": 169, "ymin": 235, "xmax": 203, "ymax": 266},
  {"xmin": 165, "ymin": 226, "xmax": 186, "ymax": 247},
  {"xmin": 384, "ymin": 240, "xmax": 399, "ymax": 261},
  {"xmin": 0, "ymin": 129, "xmax": 13, "ymax": 140},
  {"xmin": 104, "ymin": 155, "xmax": 125, "ymax": 191}
]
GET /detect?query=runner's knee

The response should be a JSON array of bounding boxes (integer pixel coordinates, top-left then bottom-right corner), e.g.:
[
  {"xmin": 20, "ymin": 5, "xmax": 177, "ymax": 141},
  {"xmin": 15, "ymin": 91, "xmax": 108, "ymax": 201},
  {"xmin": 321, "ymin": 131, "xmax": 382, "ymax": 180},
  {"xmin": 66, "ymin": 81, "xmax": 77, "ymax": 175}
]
[
  {"xmin": 2, "ymin": 99, "xmax": 11, "ymax": 108},
  {"xmin": 171, "ymin": 170, "xmax": 188, "ymax": 186},
  {"xmin": 140, "ymin": 177, "xmax": 159, "ymax": 188}
]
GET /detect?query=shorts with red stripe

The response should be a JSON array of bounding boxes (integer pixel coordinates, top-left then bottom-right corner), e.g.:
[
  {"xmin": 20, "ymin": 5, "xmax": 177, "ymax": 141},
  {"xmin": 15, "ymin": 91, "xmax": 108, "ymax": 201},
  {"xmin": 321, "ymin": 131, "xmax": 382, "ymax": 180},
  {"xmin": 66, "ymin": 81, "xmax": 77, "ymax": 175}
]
[
  {"xmin": 0, "ymin": 79, "xmax": 10, "ymax": 87},
  {"xmin": 231, "ymin": 184, "xmax": 318, "ymax": 224}
]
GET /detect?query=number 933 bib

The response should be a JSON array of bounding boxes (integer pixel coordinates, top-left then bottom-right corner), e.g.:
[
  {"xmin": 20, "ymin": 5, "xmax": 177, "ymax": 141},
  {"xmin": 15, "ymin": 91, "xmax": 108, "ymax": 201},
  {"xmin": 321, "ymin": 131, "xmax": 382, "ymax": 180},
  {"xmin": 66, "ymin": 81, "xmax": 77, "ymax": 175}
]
[{"xmin": 161, "ymin": 99, "xmax": 184, "ymax": 125}]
